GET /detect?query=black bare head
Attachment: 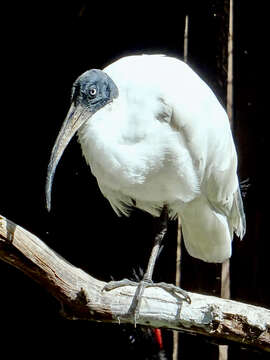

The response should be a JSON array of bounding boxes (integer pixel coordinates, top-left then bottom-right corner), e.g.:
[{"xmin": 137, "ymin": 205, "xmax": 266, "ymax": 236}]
[
  {"xmin": 45, "ymin": 69, "xmax": 118, "ymax": 211},
  {"xmin": 72, "ymin": 69, "xmax": 119, "ymax": 112}
]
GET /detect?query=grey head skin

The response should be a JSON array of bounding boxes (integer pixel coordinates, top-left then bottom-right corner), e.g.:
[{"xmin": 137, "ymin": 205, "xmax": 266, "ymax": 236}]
[{"xmin": 46, "ymin": 69, "xmax": 119, "ymax": 211}]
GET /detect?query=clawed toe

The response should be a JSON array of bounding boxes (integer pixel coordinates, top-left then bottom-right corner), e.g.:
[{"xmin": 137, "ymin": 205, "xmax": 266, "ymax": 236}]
[
  {"xmin": 139, "ymin": 281, "xmax": 191, "ymax": 304},
  {"xmin": 103, "ymin": 279, "xmax": 138, "ymax": 292},
  {"xmin": 156, "ymin": 282, "xmax": 191, "ymax": 304}
]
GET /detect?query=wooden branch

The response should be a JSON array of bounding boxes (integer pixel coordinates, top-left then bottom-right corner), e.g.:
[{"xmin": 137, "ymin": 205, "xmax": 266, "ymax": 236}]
[{"xmin": 0, "ymin": 214, "xmax": 269, "ymax": 352}]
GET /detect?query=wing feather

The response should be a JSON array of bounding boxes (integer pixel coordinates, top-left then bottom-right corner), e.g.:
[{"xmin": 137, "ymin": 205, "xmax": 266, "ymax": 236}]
[{"xmin": 167, "ymin": 58, "xmax": 245, "ymax": 239}]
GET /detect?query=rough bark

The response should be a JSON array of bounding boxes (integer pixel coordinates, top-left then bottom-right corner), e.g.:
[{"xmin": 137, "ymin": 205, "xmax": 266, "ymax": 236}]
[{"xmin": 0, "ymin": 214, "xmax": 269, "ymax": 352}]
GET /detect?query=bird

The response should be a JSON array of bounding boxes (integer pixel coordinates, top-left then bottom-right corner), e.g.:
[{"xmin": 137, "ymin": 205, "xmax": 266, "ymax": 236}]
[{"xmin": 46, "ymin": 54, "xmax": 246, "ymax": 321}]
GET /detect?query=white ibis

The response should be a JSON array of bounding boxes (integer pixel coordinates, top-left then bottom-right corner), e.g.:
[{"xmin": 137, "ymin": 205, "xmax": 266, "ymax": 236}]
[{"xmin": 46, "ymin": 54, "xmax": 246, "ymax": 321}]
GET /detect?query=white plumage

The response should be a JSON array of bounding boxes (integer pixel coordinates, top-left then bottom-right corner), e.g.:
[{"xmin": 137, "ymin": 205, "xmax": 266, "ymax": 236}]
[{"xmin": 76, "ymin": 54, "xmax": 245, "ymax": 263}]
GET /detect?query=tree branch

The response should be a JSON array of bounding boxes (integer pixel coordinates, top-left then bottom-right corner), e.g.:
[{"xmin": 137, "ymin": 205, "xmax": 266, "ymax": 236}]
[{"xmin": 0, "ymin": 214, "xmax": 269, "ymax": 352}]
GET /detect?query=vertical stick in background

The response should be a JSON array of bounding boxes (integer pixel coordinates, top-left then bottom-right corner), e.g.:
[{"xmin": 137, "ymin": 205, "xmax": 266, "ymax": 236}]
[
  {"xmin": 226, "ymin": 0, "xmax": 234, "ymax": 126},
  {"xmin": 183, "ymin": 15, "xmax": 189, "ymax": 63},
  {"xmin": 219, "ymin": 0, "xmax": 233, "ymax": 359},
  {"xmin": 172, "ymin": 14, "xmax": 188, "ymax": 360}
]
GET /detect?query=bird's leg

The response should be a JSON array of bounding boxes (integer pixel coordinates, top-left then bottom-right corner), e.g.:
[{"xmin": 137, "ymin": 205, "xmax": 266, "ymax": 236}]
[
  {"xmin": 103, "ymin": 205, "xmax": 191, "ymax": 324},
  {"xmin": 144, "ymin": 204, "xmax": 169, "ymax": 282},
  {"xmin": 127, "ymin": 205, "xmax": 169, "ymax": 323}
]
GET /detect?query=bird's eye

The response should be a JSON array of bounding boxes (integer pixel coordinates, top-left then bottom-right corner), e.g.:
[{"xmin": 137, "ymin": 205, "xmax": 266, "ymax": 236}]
[{"xmin": 89, "ymin": 87, "xmax": 97, "ymax": 97}]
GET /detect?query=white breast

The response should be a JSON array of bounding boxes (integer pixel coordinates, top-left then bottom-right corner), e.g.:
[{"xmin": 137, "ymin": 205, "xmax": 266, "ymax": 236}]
[{"xmin": 78, "ymin": 95, "xmax": 200, "ymax": 206}]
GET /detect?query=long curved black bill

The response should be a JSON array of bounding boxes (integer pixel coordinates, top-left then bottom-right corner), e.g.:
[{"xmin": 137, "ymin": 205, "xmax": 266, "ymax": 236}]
[{"xmin": 45, "ymin": 103, "xmax": 92, "ymax": 211}]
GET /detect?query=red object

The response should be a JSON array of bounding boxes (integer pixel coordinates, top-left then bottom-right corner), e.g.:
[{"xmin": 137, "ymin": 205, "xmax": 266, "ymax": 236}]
[{"xmin": 154, "ymin": 328, "xmax": 163, "ymax": 349}]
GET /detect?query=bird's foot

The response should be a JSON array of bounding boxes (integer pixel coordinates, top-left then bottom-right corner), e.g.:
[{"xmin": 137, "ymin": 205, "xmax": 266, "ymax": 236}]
[
  {"xmin": 103, "ymin": 279, "xmax": 191, "ymax": 326},
  {"xmin": 103, "ymin": 278, "xmax": 144, "ymax": 325}
]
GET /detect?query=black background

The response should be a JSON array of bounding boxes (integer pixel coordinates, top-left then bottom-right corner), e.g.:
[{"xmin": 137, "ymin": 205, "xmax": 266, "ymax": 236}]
[{"xmin": 1, "ymin": 1, "xmax": 268, "ymax": 359}]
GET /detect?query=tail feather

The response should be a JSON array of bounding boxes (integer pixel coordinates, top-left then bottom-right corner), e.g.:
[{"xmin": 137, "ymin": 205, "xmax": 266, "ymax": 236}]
[
  {"xmin": 230, "ymin": 187, "xmax": 246, "ymax": 239},
  {"xmin": 179, "ymin": 196, "xmax": 232, "ymax": 263}
]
